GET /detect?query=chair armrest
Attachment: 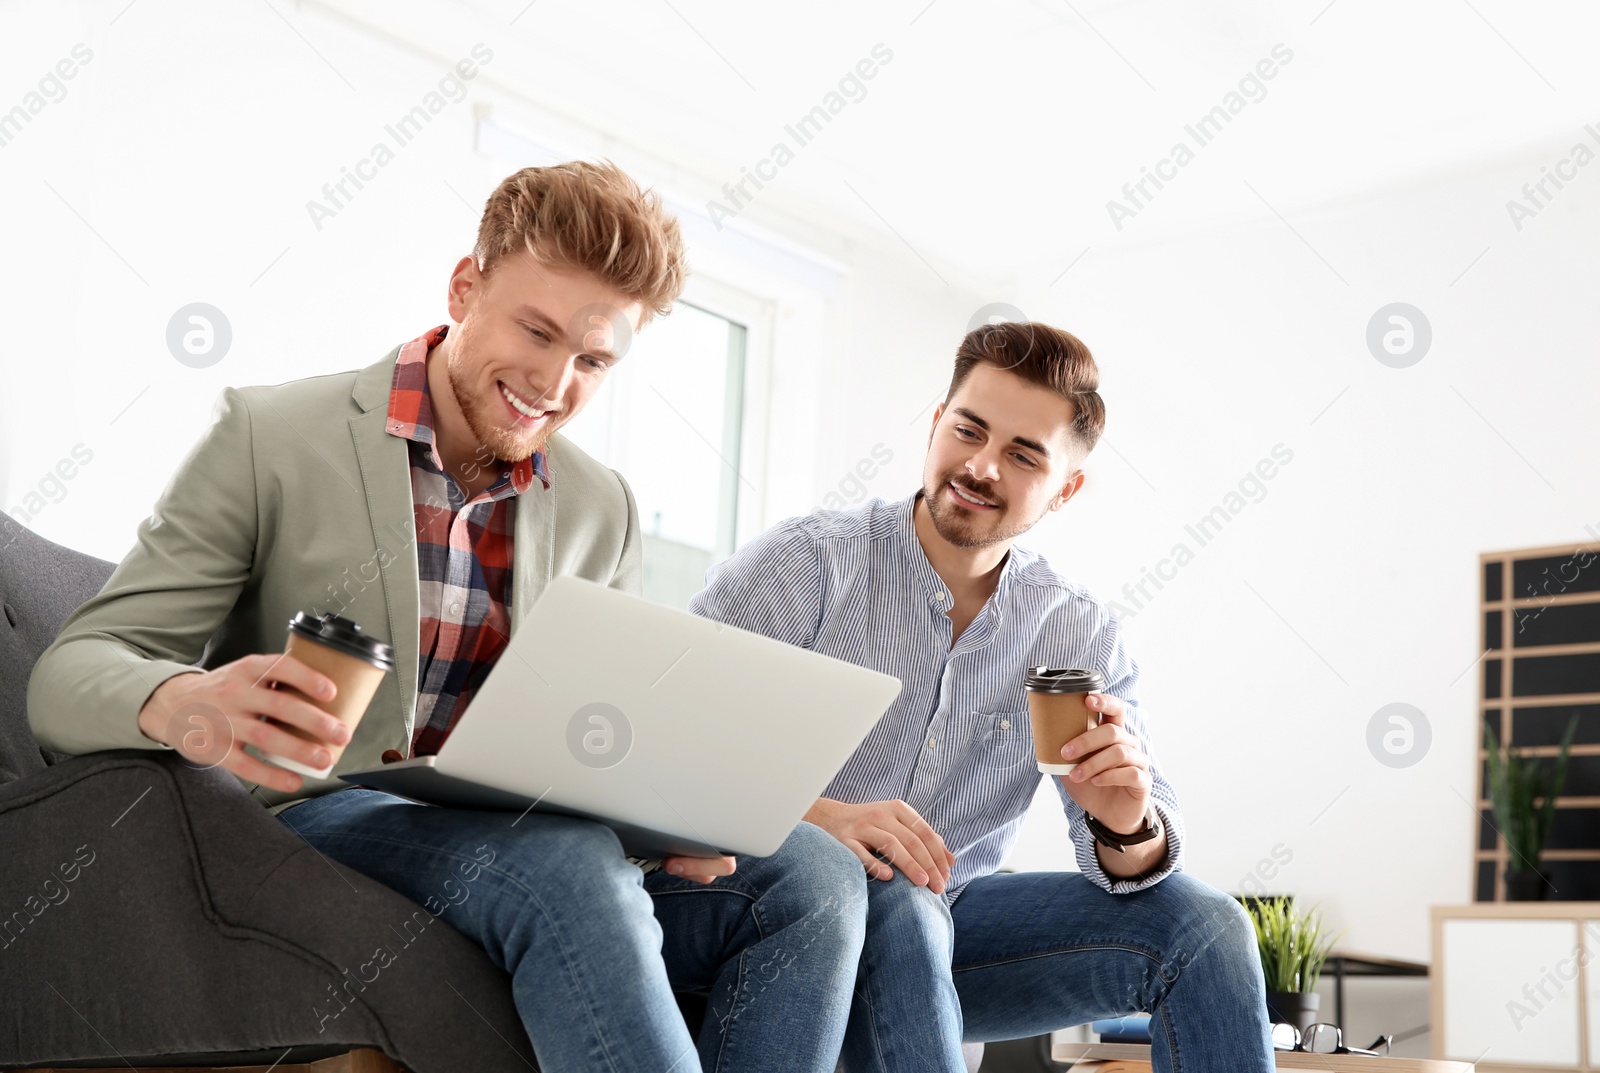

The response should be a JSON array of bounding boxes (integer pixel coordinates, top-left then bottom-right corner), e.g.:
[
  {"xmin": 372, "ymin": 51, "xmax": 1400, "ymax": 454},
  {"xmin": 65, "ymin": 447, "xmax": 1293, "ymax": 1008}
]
[{"xmin": 0, "ymin": 752, "xmax": 536, "ymax": 1072}]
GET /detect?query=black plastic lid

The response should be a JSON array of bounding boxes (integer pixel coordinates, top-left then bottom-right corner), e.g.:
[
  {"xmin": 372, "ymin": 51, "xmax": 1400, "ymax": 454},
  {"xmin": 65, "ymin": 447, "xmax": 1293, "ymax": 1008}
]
[
  {"xmin": 1023, "ymin": 667, "xmax": 1105, "ymax": 694},
  {"xmin": 287, "ymin": 611, "xmax": 396, "ymax": 671}
]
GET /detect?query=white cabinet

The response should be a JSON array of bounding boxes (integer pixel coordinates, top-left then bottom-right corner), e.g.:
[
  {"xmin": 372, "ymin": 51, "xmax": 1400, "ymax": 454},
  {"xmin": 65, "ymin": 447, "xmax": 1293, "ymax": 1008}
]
[{"xmin": 1434, "ymin": 905, "xmax": 1600, "ymax": 1071}]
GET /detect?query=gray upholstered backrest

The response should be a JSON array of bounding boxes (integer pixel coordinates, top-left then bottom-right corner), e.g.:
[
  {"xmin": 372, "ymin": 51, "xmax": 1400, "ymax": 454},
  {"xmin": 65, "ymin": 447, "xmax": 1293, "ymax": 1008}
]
[{"xmin": 0, "ymin": 513, "xmax": 116, "ymax": 782}]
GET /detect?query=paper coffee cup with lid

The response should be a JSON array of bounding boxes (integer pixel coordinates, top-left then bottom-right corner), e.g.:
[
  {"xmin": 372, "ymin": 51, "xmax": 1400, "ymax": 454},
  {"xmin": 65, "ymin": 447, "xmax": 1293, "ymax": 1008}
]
[
  {"xmin": 258, "ymin": 611, "xmax": 396, "ymax": 779},
  {"xmin": 1023, "ymin": 667, "xmax": 1106, "ymax": 775}
]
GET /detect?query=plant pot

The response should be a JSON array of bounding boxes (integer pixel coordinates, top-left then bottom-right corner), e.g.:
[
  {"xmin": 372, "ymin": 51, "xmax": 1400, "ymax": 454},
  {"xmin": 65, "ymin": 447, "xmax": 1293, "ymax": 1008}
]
[
  {"xmin": 1266, "ymin": 990, "xmax": 1320, "ymax": 1033},
  {"xmin": 1505, "ymin": 869, "xmax": 1553, "ymax": 901}
]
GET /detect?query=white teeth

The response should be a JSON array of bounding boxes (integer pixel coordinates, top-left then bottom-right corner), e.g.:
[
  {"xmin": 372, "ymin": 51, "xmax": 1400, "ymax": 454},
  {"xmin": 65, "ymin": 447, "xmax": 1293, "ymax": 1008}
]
[
  {"xmin": 500, "ymin": 383, "xmax": 544, "ymax": 419},
  {"xmin": 951, "ymin": 483, "xmax": 992, "ymax": 506}
]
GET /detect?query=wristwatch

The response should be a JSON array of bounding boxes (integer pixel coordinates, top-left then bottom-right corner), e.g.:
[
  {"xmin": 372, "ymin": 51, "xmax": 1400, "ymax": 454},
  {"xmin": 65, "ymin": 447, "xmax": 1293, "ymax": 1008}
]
[{"xmin": 1085, "ymin": 805, "xmax": 1163, "ymax": 853}]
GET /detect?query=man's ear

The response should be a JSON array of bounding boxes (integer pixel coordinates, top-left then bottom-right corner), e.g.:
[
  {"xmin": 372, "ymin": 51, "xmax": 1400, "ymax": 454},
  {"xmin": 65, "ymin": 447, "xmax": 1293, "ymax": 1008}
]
[
  {"xmin": 446, "ymin": 255, "xmax": 479, "ymax": 321},
  {"xmin": 927, "ymin": 403, "xmax": 944, "ymax": 449},
  {"xmin": 1049, "ymin": 469, "xmax": 1086, "ymax": 512}
]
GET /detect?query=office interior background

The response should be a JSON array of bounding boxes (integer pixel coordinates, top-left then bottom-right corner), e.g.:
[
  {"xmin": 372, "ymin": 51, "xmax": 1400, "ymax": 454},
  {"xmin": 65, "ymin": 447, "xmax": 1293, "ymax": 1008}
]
[{"xmin": 4, "ymin": 0, "xmax": 1599, "ymax": 1061}]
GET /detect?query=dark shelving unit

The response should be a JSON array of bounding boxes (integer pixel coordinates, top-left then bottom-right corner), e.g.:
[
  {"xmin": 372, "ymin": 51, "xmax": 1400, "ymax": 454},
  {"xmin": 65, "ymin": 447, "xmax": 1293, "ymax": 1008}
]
[{"xmin": 1476, "ymin": 541, "xmax": 1600, "ymax": 901}]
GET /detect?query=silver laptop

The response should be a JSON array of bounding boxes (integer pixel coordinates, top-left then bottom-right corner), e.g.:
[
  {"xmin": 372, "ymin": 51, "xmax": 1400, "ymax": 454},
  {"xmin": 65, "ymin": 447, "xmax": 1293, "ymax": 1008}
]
[{"xmin": 339, "ymin": 575, "xmax": 902, "ymax": 859}]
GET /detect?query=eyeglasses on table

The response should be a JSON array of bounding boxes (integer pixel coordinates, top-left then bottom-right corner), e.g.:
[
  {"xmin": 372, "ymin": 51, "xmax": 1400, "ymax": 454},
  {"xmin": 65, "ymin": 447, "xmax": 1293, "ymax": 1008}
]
[{"xmin": 1270, "ymin": 1021, "xmax": 1393, "ymax": 1056}]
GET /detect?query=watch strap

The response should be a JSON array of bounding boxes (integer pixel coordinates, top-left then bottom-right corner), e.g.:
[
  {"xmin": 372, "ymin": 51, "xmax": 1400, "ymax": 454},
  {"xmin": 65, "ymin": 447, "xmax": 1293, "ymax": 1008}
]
[{"xmin": 1086, "ymin": 806, "xmax": 1162, "ymax": 853}]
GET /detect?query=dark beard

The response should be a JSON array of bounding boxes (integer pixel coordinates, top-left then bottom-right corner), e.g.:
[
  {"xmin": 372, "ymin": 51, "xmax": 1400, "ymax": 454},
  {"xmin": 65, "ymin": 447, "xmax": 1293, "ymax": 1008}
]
[{"xmin": 920, "ymin": 478, "xmax": 1037, "ymax": 549}]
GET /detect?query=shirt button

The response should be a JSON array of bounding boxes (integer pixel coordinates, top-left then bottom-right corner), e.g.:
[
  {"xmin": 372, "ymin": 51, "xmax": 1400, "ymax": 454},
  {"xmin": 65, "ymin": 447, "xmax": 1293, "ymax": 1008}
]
[
  {"xmin": 927, "ymin": 737, "xmax": 938, "ymax": 750},
  {"xmin": 999, "ymin": 718, "xmax": 1011, "ymax": 730},
  {"xmin": 449, "ymin": 600, "xmax": 462, "ymax": 615}
]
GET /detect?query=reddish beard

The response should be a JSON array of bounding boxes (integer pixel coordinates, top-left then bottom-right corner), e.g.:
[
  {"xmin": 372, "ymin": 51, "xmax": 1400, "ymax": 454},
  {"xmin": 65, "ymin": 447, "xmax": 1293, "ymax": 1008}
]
[{"xmin": 445, "ymin": 343, "xmax": 557, "ymax": 464}]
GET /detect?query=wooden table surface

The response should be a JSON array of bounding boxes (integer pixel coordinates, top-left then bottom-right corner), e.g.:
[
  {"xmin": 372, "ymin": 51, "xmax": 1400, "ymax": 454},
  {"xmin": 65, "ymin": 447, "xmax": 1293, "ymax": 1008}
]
[{"xmin": 1052, "ymin": 1041, "xmax": 1474, "ymax": 1072}]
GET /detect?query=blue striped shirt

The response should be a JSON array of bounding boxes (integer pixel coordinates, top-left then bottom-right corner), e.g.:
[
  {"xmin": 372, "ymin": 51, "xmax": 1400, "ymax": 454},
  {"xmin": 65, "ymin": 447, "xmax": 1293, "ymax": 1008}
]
[{"xmin": 688, "ymin": 491, "xmax": 1185, "ymax": 902}]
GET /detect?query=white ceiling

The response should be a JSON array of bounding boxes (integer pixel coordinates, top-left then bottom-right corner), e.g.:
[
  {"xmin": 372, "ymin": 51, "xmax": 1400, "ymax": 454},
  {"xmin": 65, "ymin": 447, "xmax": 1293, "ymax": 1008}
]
[{"xmin": 310, "ymin": 0, "xmax": 1600, "ymax": 292}]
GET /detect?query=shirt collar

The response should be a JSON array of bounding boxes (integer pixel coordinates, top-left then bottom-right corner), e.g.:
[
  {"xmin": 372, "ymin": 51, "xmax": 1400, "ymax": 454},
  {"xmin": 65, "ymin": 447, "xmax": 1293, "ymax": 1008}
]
[{"xmin": 384, "ymin": 324, "xmax": 549, "ymax": 493}]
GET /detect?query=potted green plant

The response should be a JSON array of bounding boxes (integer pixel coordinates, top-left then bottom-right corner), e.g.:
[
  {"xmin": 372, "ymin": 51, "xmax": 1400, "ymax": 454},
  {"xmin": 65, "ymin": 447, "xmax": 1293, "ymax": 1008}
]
[
  {"xmin": 1484, "ymin": 715, "xmax": 1579, "ymax": 901},
  {"xmin": 1246, "ymin": 895, "xmax": 1344, "ymax": 1032}
]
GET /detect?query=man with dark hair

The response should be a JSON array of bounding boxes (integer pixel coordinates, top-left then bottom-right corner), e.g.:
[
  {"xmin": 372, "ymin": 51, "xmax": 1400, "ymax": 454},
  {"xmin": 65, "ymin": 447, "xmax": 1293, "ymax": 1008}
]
[{"xmin": 690, "ymin": 322, "xmax": 1275, "ymax": 1072}]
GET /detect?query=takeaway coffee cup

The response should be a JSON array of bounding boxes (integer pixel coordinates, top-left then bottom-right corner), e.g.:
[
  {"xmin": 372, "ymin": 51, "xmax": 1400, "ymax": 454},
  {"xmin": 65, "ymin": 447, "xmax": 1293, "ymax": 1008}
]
[
  {"xmin": 1024, "ymin": 667, "xmax": 1107, "ymax": 775},
  {"xmin": 257, "ymin": 611, "xmax": 396, "ymax": 779}
]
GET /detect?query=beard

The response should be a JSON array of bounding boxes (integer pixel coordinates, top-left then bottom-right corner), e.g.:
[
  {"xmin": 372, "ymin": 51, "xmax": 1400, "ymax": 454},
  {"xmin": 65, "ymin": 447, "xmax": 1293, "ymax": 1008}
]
[
  {"xmin": 922, "ymin": 472, "xmax": 1041, "ymax": 549},
  {"xmin": 444, "ymin": 323, "xmax": 561, "ymax": 466}
]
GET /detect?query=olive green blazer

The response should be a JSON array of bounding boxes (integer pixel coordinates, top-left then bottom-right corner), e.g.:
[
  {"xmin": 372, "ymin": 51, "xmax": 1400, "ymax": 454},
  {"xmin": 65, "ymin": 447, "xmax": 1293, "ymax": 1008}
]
[{"xmin": 27, "ymin": 343, "xmax": 642, "ymax": 812}]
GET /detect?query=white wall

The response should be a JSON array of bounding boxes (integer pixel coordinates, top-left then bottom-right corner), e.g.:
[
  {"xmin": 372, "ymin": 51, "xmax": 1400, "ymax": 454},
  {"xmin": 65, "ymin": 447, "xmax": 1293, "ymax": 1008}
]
[
  {"xmin": 0, "ymin": 2, "xmax": 978, "ymax": 565},
  {"xmin": 6, "ymin": 4, "xmax": 1599, "ymax": 1054},
  {"xmin": 981, "ymin": 141, "xmax": 1600, "ymax": 1055}
]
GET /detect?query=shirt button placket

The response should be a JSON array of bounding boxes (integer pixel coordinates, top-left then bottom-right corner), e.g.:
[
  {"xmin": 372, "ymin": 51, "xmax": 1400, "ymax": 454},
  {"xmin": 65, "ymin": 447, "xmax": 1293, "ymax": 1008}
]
[
  {"xmin": 909, "ymin": 706, "xmax": 947, "ymax": 812},
  {"xmin": 445, "ymin": 506, "xmax": 473, "ymax": 623}
]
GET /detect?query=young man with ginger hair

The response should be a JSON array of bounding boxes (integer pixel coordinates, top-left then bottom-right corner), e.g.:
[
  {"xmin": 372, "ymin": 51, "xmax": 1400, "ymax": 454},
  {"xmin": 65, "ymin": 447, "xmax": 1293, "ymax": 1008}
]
[{"xmin": 30, "ymin": 160, "xmax": 869, "ymax": 1073}]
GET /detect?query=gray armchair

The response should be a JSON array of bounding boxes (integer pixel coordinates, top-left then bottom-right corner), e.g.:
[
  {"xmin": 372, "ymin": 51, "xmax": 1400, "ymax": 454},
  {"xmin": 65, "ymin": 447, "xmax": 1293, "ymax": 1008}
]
[
  {"xmin": 0, "ymin": 514, "xmax": 988, "ymax": 1073},
  {"xmin": 0, "ymin": 513, "xmax": 536, "ymax": 1072}
]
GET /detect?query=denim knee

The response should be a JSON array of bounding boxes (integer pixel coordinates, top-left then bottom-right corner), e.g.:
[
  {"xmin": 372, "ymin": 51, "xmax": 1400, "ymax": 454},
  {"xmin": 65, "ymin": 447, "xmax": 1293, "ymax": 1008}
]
[
  {"xmin": 495, "ymin": 813, "xmax": 642, "ymax": 902},
  {"xmin": 1144, "ymin": 873, "xmax": 1259, "ymax": 983},
  {"xmin": 785, "ymin": 822, "xmax": 872, "ymax": 890},
  {"xmin": 864, "ymin": 869, "xmax": 955, "ymax": 959},
  {"xmin": 759, "ymin": 821, "xmax": 870, "ymax": 929}
]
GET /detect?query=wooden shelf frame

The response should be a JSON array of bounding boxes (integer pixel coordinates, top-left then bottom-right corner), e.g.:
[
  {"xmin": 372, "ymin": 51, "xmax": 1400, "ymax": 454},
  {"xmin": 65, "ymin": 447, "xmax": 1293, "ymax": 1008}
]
[{"xmin": 1477, "ymin": 541, "xmax": 1600, "ymax": 902}]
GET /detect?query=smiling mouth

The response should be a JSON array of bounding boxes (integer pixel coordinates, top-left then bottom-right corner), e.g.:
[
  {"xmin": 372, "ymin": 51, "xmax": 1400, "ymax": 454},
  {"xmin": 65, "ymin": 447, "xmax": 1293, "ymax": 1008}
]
[
  {"xmin": 948, "ymin": 481, "xmax": 998, "ymax": 509},
  {"xmin": 498, "ymin": 381, "xmax": 550, "ymax": 424}
]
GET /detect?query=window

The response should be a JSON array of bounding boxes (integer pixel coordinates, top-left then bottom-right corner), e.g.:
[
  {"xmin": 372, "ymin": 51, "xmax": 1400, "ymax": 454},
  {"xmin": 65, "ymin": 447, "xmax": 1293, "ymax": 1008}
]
[{"xmin": 561, "ymin": 301, "xmax": 748, "ymax": 608}]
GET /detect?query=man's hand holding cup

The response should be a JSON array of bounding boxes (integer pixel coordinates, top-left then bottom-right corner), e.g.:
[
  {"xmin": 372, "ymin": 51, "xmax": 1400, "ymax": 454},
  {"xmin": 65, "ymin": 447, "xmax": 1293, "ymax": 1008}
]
[
  {"xmin": 1058, "ymin": 691, "xmax": 1152, "ymax": 836},
  {"xmin": 138, "ymin": 611, "xmax": 396, "ymax": 793},
  {"xmin": 136, "ymin": 651, "xmax": 352, "ymax": 794},
  {"xmin": 1024, "ymin": 667, "xmax": 1151, "ymax": 837}
]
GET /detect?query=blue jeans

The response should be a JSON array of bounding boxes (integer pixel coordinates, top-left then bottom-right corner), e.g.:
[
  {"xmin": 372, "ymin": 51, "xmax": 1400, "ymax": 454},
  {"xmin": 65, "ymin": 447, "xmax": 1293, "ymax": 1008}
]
[
  {"xmin": 278, "ymin": 788, "xmax": 868, "ymax": 1073},
  {"xmin": 840, "ymin": 869, "xmax": 1275, "ymax": 1073}
]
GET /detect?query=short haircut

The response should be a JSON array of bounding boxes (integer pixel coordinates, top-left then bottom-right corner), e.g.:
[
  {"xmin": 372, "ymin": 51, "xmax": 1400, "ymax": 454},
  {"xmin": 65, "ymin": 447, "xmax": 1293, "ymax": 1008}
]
[
  {"xmin": 473, "ymin": 160, "xmax": 687, "ymax": 329},
  {"xmin": 944, "ymin": 321, "xmax": 1105, "ymax": 457}
]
